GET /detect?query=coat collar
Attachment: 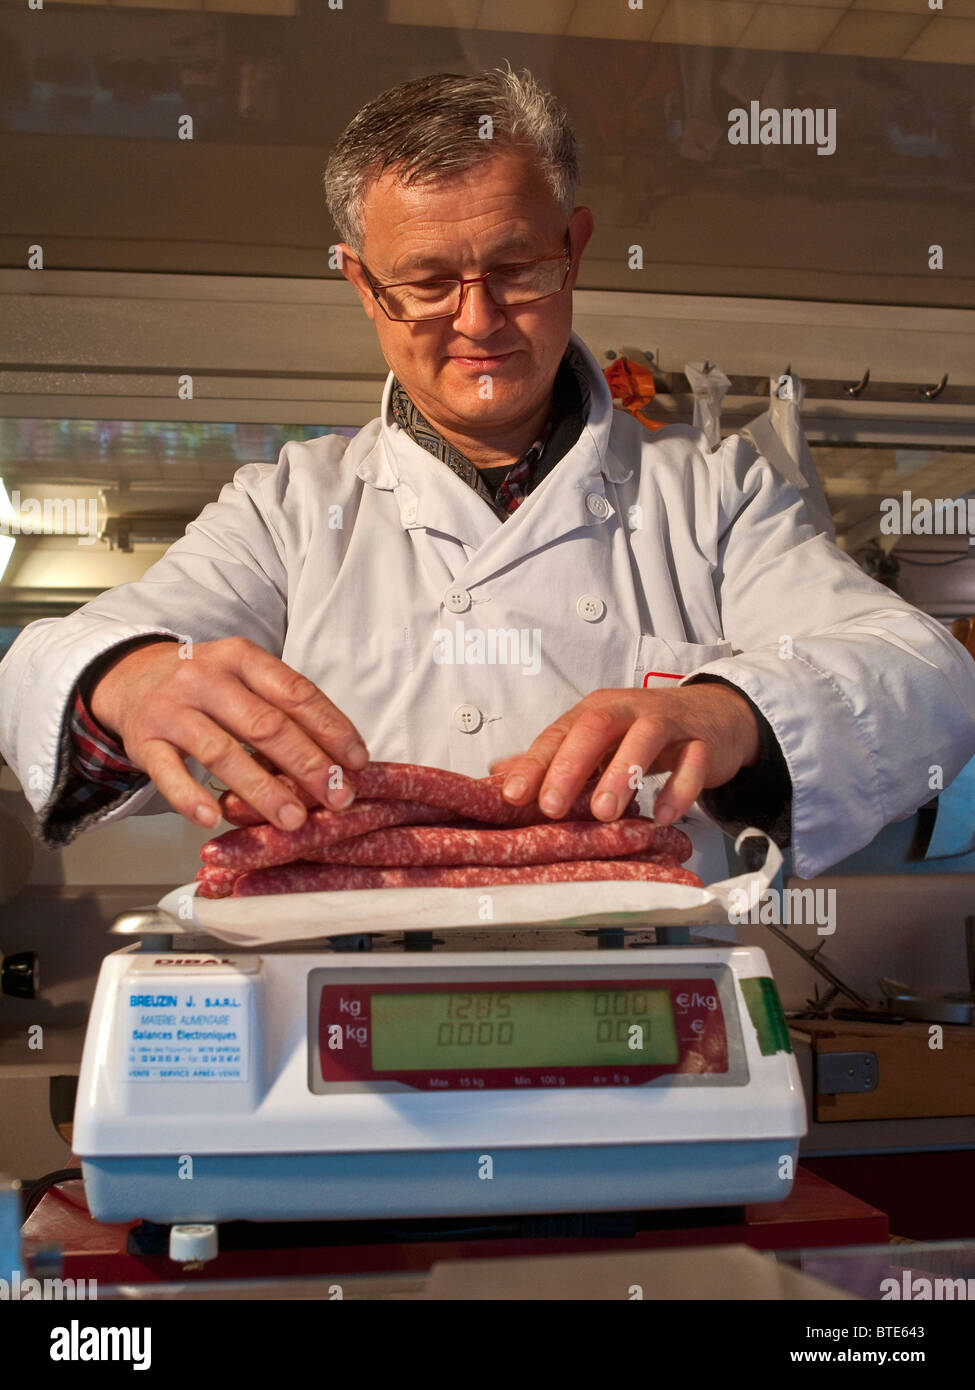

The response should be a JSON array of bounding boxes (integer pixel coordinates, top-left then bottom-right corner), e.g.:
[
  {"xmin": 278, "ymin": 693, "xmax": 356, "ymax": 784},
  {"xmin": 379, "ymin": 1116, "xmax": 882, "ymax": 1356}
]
[{"xmin": 355, "ymin": 330, "xmax": 630, "ymax": 495}]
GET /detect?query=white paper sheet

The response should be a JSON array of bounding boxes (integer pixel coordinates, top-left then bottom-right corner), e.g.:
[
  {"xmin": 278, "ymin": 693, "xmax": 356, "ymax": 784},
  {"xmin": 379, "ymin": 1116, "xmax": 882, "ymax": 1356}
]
[{"xmin": 157, "ymin": 829, "xmax": 782, "ymax": 947}]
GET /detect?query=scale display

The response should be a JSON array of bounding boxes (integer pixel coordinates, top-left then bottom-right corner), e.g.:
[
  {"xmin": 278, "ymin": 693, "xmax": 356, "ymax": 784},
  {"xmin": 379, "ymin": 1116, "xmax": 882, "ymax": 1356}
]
[
  {"xmin": 316, "ymin": 976, "xmax": 729, "ymax": 1090},
  {"xmin": 370, "ymin": 987, "xmax": 679, "ymax": 1069}
]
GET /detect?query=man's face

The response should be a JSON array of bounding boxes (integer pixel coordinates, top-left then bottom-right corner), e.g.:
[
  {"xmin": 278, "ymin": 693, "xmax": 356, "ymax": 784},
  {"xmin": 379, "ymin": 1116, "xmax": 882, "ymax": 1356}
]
[{"xmin": 339, "ymin": 148, "xmax": 593, "ymax": 441}]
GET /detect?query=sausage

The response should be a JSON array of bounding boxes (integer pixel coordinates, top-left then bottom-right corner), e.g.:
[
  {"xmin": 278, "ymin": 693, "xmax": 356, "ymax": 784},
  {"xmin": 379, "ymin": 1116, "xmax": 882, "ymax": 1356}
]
[
  {"xmin": 308, "ymin": 817, "xmax": 669, "ymax": 867},
  {"xmin": 219, "ymin": 761, "xmax": 637, "ymax": 827},
  {"xmin": 195, "ymin": 866, "xmax": 238, "ymax": 900},
  {"xmin": 200, "ymin": 798, "xmax": 453, "ymax": 871},
  {"xmin": 233, "ymin": 858, "xmax": 704, "ymax": 896},
  {"xmin": 221, "ymin": 786, "xmax": 298, "ymax": 827},
  {"xmin": 619, "ymin": 826, "xmax": 693, "ymax": 863},
  {"xmin": 349, "ymin": 763, "xmax": 642, "ymax": 823}
]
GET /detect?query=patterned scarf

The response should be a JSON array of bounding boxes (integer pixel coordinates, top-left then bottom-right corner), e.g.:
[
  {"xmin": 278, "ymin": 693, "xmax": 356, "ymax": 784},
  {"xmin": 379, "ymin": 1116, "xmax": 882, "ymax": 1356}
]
[{"xmin": 390, "ymin": 343, "xmax": 590, "ymax": 520}]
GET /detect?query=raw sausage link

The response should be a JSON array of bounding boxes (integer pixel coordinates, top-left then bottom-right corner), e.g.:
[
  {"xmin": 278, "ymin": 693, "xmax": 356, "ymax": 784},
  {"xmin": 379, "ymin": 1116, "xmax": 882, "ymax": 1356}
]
[
  {"xmin": 200, "ymin": 798, "xmax": 452, "ymax": 871},
  {"xmin": 233, "ymin": 858, "xmax": 703, "ymax": 896},
  {"xmin": 221, "ymin": 784, "xmax": 300, "ymax": 827},
  {"xmin": 619, "ymin": 827, "xmax": 693, "ymax": 863},
  {"xmin": 219, "ymin": 761, "xmax": 636, "ymax": 827},
  {"xmin": 309, "ymin": 818, "xmax": 666, "ymax": 867},
  {"xmin": 198, "ymin": 846, "xmax": 691, "ymax": 898},
  {"xmin": 195, "ymin": 867, "xmax": 238, "ymax": 900},
  {"xmin": 347, "ymin": 763, "xmax": 631, "ymax": 823}
]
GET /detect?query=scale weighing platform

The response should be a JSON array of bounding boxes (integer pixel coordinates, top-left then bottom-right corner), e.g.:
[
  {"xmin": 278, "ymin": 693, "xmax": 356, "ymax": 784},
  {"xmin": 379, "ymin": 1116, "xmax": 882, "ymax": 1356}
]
[{"xmin": 71, "ymin": 917, "xmax": 807, "ymax": 1261}]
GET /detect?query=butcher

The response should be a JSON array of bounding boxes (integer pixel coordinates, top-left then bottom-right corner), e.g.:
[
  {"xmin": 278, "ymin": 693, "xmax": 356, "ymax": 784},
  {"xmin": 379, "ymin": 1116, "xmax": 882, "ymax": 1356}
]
[{"xmin": 2, "ymin": 65, "xmax": 974, "ymax": 882}]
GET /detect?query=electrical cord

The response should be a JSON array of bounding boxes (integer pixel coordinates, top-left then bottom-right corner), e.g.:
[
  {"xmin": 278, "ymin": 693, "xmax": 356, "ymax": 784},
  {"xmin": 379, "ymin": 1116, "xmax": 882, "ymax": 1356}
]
[{"xmin": 21, "ymin": 1167, "xmax": 83, "ymax": 1225}]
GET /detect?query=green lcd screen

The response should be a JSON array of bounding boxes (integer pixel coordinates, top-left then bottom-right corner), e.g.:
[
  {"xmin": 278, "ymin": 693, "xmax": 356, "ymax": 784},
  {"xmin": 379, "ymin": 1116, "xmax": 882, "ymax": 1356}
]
[{"xmin": 370, "ymin": 987, "xmax": 679, "ymax": 1071}]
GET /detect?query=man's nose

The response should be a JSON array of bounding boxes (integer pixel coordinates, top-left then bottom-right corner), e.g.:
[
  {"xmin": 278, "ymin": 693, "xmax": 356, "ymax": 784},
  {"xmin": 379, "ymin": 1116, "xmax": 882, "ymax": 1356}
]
[{"xmin": 453, "ymin": 280, "xmax": 506, "ymax": 334}]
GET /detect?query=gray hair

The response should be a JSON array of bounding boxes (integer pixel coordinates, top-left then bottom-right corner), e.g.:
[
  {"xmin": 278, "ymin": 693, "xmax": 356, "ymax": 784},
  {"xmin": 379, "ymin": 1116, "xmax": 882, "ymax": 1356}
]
[{"xmin": 323, "ymin": 64, "xmax": 579, "ymax": 254}]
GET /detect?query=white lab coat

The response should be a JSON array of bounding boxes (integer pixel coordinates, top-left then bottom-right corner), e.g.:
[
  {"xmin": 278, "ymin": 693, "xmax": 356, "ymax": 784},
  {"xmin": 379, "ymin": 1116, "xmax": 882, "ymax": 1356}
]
[{"xmin": 2, "ymin": 330, "xmax": 974, "ymax": 880}]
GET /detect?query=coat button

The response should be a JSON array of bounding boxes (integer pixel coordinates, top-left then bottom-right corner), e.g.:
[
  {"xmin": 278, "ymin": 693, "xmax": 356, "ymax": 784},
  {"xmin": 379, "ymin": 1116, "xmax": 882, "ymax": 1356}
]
[
  {"xmin": 444, "ymin": 586, "xmax": 471, "ymax": 614},
  {"xmin": 452, "ymin": 704, "xmax": 483, "ymax": 733},
  {"xmin": 403, "ymin": 502, "xmax": 418, "ymax": 524},
  {"xmin": 576, "ymin": 594, "xmax": 606, "ymax": 622},
  {"xmin": 585, "ymin": 492, "xmax": 611, "ymax": 519}
]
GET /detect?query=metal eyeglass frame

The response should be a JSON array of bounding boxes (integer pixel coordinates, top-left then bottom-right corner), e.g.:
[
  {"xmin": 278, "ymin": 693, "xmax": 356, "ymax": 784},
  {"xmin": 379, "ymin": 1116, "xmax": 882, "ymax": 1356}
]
[{"xmin": 352, "ymin": 230, "xmax": 574, "ymax": 322}]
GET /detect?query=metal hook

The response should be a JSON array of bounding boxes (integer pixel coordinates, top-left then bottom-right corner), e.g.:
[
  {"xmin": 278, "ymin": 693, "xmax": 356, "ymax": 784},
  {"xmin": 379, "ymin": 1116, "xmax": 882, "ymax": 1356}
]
[
  {"xmin": 844, "ymin": 367, "xmax": 870, "ymax": 398},
  {"xmin": 921, "ymin": 372, "xmax": 949, "ymax": 400},
  {"xmin": 774, "ymin": 365, "xmax": 796, "ymax": 399}
]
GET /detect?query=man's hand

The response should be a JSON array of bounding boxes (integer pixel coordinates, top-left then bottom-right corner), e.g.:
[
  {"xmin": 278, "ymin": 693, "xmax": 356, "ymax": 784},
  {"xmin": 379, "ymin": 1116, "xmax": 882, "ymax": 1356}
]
[
  {"xmin": 493, "ymin": 684, "xmax": 761, "ymax": 826},
  {"xmin": 89, "ymin": 637, "xmax": 369, "ymax": 830}
]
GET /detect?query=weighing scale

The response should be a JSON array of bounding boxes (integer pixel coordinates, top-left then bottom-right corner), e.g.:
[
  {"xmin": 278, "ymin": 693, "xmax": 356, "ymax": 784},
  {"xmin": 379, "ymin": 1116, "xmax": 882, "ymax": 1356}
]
[{"xmin": 73, "ymin": 914, "xmax": 806, "ymax": 1256}]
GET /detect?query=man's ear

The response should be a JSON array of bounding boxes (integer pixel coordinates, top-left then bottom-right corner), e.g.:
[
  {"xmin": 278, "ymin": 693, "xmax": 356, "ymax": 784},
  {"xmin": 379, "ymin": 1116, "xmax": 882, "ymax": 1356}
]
[
  {"xmin": 567, "ymin": 208, "xmax": 595, "ymax": 291},
  {"xmin": 336, "ymin": 243, "xmax": 378, "ymax": 322}
]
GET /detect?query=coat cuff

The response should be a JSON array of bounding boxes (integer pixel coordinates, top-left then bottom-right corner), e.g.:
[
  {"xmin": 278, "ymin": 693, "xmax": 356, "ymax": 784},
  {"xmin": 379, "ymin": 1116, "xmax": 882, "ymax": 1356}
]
[{"xmin": 684, "ymin": 674, "xmax": 793, "ymax": 846}]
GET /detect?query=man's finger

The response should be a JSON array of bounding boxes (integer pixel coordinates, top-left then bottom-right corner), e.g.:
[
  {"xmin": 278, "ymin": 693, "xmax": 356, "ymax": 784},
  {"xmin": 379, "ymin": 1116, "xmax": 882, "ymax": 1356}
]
[
  {"xmin": 134, "ymin": 738, "xmax": 225, "ymax": 829},
  {"xmin": 652, "ymin": 739, "xmax": 711, "ymax": 824},
  {"xmin": 498, "ymin": 714, "xmax": 581, "ymax": 805},
  {"xmin": 198, "ymin": 676, "xmax": 356, "ymax": 812},
  {"xmin": 488, "ymin": 754, "xmax": 522, "ymax": 776},
  {"xmin": 218, "ymin": 641, "xmax": 369, "ymax": 772},
  {"xmin": 144, "ymin": 712, "xmax": 310, "ymax": 831},
  {"xmin": 526, "ymin": 704, "xmax": 632, "ymax": 817},
  {"xmin": 588, "ymin": 717, "xmax": 675, "ymax": 819}
]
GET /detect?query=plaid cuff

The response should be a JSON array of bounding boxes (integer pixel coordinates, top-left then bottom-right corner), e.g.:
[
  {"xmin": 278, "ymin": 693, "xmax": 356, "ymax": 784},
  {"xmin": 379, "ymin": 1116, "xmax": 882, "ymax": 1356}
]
[
  {"xmin": 52, "ymin": 687, "xmax": 148, "ymax": 821},
  {"xmin": 71, "ymin": 687, "xmax": 143, "ymax": 779}
]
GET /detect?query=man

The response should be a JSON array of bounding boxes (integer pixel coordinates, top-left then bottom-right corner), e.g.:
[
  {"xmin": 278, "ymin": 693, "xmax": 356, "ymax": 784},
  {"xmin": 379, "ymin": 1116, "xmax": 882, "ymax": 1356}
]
[{"xmin": 1, "ymin": 66, "xmax": 973, "ymax": 881}]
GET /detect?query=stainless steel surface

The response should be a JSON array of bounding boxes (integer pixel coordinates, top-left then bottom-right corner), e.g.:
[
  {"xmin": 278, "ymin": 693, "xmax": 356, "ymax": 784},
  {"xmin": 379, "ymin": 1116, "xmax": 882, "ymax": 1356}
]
[{"xmin": 109, "ymin": 907, "xmax": 184, "ymax": 938}]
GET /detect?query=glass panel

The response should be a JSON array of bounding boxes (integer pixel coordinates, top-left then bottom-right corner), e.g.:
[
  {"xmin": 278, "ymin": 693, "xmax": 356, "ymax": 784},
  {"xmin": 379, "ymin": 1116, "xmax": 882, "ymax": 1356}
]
[
  {"xmin": 809, "ymin": 444, "xmax": 975, "ymax": 620},
  {"xmin": 0, "ymin": 419, "xmax": 358, "ymax": 484},
  {"xmin": 0, "ymin": 418, "xmax": 359, "ymax": 626},
  {"xmin": 1, "ymin": 6, "xmax": 972, "ymax": 302}
]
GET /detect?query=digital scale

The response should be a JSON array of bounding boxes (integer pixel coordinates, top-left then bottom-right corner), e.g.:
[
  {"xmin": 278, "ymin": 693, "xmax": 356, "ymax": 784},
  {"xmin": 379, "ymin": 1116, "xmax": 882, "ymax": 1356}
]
[{"xmin": 73, "ymin": 919, "xmax": 807, "ymax": 1242}]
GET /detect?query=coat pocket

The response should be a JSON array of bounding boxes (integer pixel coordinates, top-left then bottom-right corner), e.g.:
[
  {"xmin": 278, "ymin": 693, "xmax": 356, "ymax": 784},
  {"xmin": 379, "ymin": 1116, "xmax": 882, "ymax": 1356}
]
[{"xmin": 633, "ymin": 635, "xmax": 734, "ymax": 690}]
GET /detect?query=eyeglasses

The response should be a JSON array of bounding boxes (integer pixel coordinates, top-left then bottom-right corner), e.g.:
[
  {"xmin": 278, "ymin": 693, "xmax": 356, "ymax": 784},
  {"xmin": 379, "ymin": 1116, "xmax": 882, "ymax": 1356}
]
[{"xmin": 353, "ymin": 231, "xmax": 573, "ymax": 322}]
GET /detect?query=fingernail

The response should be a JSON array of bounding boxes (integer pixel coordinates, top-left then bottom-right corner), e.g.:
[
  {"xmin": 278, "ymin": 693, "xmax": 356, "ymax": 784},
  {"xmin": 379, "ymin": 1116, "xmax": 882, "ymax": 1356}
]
[
  {"xmin": 279, "ymin": 803, "xmax": 305, "ymax": 829},
  {"xmin": 196, "ymin": 804, "xmax": 219, "ymax": 827},
  {"xmin": 540, "ymin": 789, "xmax": 564, "ymax": 816},
  {"xmin": 327, "ymin": 784, "xmax": 356, "ymax": 811},
  {"xmin": 593, "ymin": 791, "xmax": 618, "ymax": 819},
  {"xmin": 504, "ymin": 775, "xmax": 528, "ymax": 800},
  {"xmin": 345, "ymin": 740, "xmax": 368, "ymax": 769},
  {"xmin": 655, "ymin": 801, "xmax": 675, "ymax": 825}
]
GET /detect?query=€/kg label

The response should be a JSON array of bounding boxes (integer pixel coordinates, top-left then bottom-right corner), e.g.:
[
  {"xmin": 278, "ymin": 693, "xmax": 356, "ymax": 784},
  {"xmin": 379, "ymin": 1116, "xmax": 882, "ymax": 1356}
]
[{"xmin": 122, "ymin": 981, "xmax": 249, "ymax": 1082}]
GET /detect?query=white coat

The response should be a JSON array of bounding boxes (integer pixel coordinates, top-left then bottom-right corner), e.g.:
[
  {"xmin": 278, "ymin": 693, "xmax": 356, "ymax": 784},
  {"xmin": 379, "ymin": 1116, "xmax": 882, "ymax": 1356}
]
[{"xmin": 2, "ymin": 331, "xmax": 974, "ymax": 880}]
